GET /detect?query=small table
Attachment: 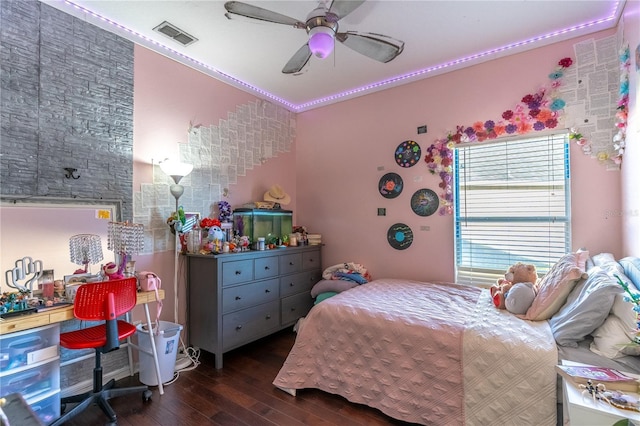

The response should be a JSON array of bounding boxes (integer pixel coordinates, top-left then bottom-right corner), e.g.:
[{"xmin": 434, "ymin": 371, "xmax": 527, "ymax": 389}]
[{"xmin": 561, "ymin": 360, "xmax": 640, "ymax": 425}]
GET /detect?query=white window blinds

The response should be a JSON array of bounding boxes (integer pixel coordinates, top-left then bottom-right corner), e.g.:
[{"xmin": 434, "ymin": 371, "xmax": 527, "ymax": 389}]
[{"xmin": 454, "ymin": 132, "xmax": 570, "ymax": 286}]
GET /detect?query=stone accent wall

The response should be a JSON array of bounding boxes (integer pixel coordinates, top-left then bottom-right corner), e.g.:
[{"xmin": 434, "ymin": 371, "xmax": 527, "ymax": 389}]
[{"xmin": 0, "ymin": 0, "xmax": 134, "ymax": 220}]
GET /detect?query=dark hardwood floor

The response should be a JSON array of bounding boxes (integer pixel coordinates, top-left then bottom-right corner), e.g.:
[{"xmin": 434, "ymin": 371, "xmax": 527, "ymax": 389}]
[{"xmin": 61, "ymin": 329, "xmax": 415, "ymax": 425}]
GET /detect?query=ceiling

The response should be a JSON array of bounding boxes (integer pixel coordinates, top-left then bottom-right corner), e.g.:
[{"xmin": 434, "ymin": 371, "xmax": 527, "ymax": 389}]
[{"xmin": 43, "ymin": 0, "xmax": 623, "ymax": 112}]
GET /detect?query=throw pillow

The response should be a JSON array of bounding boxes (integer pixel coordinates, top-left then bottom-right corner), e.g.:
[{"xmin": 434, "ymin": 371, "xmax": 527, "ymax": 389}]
[{"xmin": 524, "ymin": 252, "xmax": 585, "ymax": 321}]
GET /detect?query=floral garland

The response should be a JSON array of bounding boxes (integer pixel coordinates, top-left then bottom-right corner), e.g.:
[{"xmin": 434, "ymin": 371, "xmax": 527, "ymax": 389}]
[
  {"xmin": 613, "ymin": 43, "xmax": 630, "ymax": 164},
  {"xmin": 424, "ymin": 57, "xmax": 573, "ymax": 215}
]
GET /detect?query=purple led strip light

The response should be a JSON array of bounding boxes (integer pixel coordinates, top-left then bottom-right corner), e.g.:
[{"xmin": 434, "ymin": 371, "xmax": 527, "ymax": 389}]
[{"xmin": 61, "ymin": 0, "xmax": 620, "ymax": 112}]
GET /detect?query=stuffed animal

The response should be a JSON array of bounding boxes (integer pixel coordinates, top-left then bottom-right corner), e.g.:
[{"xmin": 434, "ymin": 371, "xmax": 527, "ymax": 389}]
[
  {"xmin": 490, "ymin": 262, "xmax": 538, "ymax": 312},
  {"xmin": 504, "ymin": 282, "xmax": 537, "ymax": 314},
  {"xmin": 102, "ymin": 262, "xmax": 124, "ymax": 281}
]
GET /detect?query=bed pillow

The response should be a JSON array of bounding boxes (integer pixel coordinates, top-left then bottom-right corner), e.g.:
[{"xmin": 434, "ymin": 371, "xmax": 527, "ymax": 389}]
[
  {"xmin": 549, "ymin": 267, "xmax": 622, "ymax": 347},
  {"xmin": 590, "ymin": 293, "xmax": 640, "ymax": 358},
  {"xmin": 620, "ymin": 257, "xmax": 640, "ymax": 291},
  {"xmin": 310, "ymin": 279, "xmax": 358, "ymax": 298},
  {"xmin": 524, "ymin": 252, "xmax": 586, "ymax": 321}
]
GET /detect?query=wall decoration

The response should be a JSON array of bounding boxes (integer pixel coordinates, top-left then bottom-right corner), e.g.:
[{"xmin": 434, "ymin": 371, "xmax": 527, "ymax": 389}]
[
  {"xmin": 387, "ymin": 223, "xmax": 413, "ymax": 250},
  {"xmin": 410, "ymin": 188, "xmax": 439, "ymax": 217},
  {"xmin": 378, "ymin": 173, "xmax": 403, "ymax": 199},
  {"xmin": 424, "ymin": 56, "xmax": 574, "ymax": 215},
  {"xmin": 395, "ymin": 140, "xmax": 421, "ymax": 168}
]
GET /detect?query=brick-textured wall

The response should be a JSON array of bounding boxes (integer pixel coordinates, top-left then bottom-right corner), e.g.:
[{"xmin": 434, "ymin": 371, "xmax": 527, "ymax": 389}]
[{"xmin": 0, "ymin": 0, "xmax": 134, "ymax": 220}]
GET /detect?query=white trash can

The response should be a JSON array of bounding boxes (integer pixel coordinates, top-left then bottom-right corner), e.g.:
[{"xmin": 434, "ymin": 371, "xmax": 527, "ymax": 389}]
[{"xmin": 136, "ymin": 320, "xmax": 183, "ymax": 386}]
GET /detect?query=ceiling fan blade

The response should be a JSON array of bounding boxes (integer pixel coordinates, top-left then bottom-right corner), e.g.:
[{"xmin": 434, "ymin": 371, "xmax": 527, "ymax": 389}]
[
  {"xmin": 327, "ymin": 0, "xmax": 366, "ymax": 21},
  {"xmin": 282, "ymin": 44, "xmax": 312, "ymax": 74},
  {"xmin": 336, "ymin": 31, "xmax": 404, "ymax": 63},
  {"xmin": 224, "ymin": 1, "xmax": 305, "ymax": 27}
]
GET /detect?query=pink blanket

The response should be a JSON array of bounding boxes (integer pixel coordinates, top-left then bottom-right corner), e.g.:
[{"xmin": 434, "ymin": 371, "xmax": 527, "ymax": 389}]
[{"xmin": 273, "ymin": 278, "xmax": 482, "ymax": 424}]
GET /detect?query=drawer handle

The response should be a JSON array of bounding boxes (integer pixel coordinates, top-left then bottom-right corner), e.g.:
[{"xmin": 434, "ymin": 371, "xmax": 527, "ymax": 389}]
[
  {"xmin": 308, "ymin": 258, "xmax": 314, "ymax": 262},
  {"xmin": 266, "ymin": 314, "xmax": 271, "ymax": 319},
  {"xmin": 265, "ymin": 289, "xmax": 271, "ymax": 293},
  {"xmin": 235, "ymin": 296, "xmax": 242, "ymax": 300},
  {"xmin": 290, "ymin": 307, "xmax": 296, "ymax": 312},
  {"xmin": 236, "ymin": 325, "xmax": 242, "ymax": 331},
  {"xmin": 235, "ymin": 270, "xmax": 242, "ymax": 275},
  {"xmin": 289, "ymin": 261, "xmax": 294, "ymax": 266},
  {"xmin": 264, "ymin": 266, "xmax": 270, "ymax": 270},
  {"xmin": 289, "ymin": 282, "xmax": 294, "ymax": 287}
]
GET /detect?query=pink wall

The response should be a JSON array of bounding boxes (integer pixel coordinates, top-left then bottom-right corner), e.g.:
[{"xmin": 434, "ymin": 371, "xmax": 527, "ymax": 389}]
[
  {"xmin": 296, "ymin": 29, "xmax": 625, "ymax": 283},
  {"xmin": 621, "ymin": 0, "xmax": 640, "ymax": 257},
  {"xmin": 132, "ymin": 46, "xmax": 296, "ymax": 324},
  {"xmin": 129, "ymin": 11, "xmax": 637, "ymax": 322}
]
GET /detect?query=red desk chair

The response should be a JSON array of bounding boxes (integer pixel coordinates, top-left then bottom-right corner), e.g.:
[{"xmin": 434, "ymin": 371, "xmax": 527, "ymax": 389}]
[{"xmin": 50, "ymin": 278, "xmax": 152, "ymax": 426}]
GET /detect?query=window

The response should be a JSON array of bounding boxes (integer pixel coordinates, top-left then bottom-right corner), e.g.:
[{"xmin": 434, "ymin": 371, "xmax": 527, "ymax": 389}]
[{"xmin": 454, "ymin": 132, "xmax": 570, "ymax": 286}]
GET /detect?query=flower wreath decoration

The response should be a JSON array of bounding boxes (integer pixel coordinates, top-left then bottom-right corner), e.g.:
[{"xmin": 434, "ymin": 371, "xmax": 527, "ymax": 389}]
[{"xmin": 425, "ymin": 57, "xmax": 574, "ymax": 215}]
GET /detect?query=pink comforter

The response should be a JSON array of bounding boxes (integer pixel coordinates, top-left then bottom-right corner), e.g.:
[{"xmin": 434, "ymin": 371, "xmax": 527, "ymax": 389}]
[{"xmin": 273, "ymin": 278, "xmax": 482, "ymax": 424}]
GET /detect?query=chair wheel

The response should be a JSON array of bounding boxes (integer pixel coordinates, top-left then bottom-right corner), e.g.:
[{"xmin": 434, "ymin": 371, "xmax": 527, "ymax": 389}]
[{"xmin": 143, "ymin": 389, "xmax": 152, "ymax": 402}]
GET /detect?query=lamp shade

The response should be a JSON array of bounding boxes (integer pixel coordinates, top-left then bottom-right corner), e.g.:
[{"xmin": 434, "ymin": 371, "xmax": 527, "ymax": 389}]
[
  {"xmin": 160, "ymin": 160, "xmax": 193, "ymax": 183},
  {"xmin": 308, "ymin": 26, "xmax": 335, "ymax": 59},
  {"xmin": 69, "ymin": 234, "xmax": 103, "ymax": 271}
]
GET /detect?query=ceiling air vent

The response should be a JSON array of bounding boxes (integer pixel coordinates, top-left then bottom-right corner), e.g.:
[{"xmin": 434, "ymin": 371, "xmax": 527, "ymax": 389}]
[{"xmin": 153, "ymin": 21, "xmax": 198, "ymax": 46}]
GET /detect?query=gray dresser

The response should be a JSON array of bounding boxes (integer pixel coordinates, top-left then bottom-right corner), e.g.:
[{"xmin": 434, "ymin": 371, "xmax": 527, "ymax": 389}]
[{"xmin": 187, "ymin": 245, "xmax": 322, "ymax": 368}]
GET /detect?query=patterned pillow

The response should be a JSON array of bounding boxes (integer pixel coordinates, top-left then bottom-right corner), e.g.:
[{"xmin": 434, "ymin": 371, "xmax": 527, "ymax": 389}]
[{"xmin": 524, "ymin": 252, "xmax": 586, "ymax": 321}]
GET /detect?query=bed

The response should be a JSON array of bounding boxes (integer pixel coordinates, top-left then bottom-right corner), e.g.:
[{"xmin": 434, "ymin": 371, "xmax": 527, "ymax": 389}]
[{"xmin": 273, "ymin": 254, "xmax": 640, "ymax": 425}]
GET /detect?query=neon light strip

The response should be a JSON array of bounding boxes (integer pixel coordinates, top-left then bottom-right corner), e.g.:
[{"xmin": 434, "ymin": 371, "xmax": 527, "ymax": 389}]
[{"xmin": 60, "ymin": 0, "xmax": 620, "ymax": 112}]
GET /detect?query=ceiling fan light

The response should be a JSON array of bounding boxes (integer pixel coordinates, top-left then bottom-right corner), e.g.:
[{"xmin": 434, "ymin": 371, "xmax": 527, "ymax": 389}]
[{"xmin": 308, "ymin": 26, "xmax": 335, "ymax": 59}]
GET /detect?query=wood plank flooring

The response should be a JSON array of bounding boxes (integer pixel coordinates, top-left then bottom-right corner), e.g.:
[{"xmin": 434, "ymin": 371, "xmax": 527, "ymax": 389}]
[{"xmin": 61, "ymin": 329, "xmax": 415, "ymax": 425}]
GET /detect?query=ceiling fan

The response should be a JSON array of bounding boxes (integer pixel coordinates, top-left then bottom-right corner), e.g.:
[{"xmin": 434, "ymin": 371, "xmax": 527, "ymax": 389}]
[{"xmin": 224, "ymin": 0, "xmax": 405, "ymax": 74}]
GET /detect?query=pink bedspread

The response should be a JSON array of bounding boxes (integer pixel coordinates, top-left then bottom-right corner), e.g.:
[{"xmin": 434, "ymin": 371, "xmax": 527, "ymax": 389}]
[{"xmin": 273, "ymin": 278, "xmax": 481, "ymax": 424}]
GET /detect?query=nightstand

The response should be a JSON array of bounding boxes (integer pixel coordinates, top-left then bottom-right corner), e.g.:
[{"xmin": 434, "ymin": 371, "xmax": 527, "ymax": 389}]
[{"xmin": 561, "ymin": 360, "xmax": 640, "ymax": 425}]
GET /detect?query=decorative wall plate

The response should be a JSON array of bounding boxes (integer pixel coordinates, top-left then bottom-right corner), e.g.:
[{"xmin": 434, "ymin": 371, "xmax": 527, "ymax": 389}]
[
  {"xmin": 410, "ymin": 188, "xmax": 439, "ymax": 217},
  {"xmin": 387, "ymin": 223, "xmax": 413, "ymax": 250},
  {"xmin": 394, "ymin": 140, "xmax": 421, "ymax": 168},
  {"xmin": 378, "ymin": 172, "xmax": 403, "ymax": 199}
]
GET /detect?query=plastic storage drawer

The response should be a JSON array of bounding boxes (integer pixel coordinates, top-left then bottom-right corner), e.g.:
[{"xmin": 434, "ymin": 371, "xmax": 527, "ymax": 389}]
[
  {"xmin": 0, "ymin": 323, "xmax": 59, "ymax": 372},
  {"xmin": 0, "ymin": 358, "xmax": 60, "ymax": 400},
  {"xmin": 29, "ymin": 390, "xmax": 61, "ymax": 425}
]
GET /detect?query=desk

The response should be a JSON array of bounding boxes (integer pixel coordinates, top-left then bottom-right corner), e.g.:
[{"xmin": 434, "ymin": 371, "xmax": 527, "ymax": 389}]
[{"xmin": 0, "ymin": 290, "xmax": 166, "ymax": 395}]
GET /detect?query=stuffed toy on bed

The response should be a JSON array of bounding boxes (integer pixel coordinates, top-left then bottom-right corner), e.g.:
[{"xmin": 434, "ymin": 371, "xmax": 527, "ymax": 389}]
[{"xmin": 490, "ymin": 262, "xmax": 538, "ymax": 314}]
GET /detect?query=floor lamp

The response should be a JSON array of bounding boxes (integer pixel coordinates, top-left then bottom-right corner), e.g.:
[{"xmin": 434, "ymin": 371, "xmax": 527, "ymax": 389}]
[{"xmin": 159, "ymin": 160, "xmax": 193, "ymax": 326}]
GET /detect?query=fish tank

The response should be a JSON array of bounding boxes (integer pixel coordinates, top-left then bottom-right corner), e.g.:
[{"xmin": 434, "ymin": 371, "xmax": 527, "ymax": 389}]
[{"xmin": 233, "ymin": 208, "xmax": 293, "ymax": 244}]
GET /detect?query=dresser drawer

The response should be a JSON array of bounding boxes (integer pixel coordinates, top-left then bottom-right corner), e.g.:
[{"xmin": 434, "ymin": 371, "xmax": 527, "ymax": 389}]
[
  {"xmin": 302, "ymin": 250, "xmax": 321, "ymax": 271},
  {"xmin": 222, "ymin": 300, "xmax": 279, "ymax": 350},
  {"xmin": 254, "ymin": 256, "xmax": 279, "ymax": 280},
  {"xmin": 222, "ymin": 279, "xmax": 279, "ymax": 314},
  {"xmin": 222, "ymin": 259, "xmax": 254, "ymax": 286},
  {"xmin": 281, "ymin": 292, "xmax": 314, "ymax": 325},
  {"xmin": 280, "ymin": 270, "xmax": 321, "ymax": 298},
  {"xmin": 279, "ymin": 253, "xmax": 302, "ymax": 275}
]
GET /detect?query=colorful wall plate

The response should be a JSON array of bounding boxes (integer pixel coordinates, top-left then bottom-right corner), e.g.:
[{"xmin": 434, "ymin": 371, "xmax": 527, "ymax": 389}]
[
  {"xmin": 378, "ymin": 172, "xmax": 403, "ymax": 199},
  {"xmin": 410, "ymin": 188, "xmax": 439, "ymax": 217},
  {"xmin": 387, "ymin": 223, "xmax": 413, "ymax": 250},
  {"xmin": 394, "ymin": 140, "xmax": 421, "ymax": 168}
]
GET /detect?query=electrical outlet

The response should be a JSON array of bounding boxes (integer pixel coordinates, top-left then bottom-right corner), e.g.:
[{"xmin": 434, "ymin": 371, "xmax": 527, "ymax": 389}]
[{"xmin": 420, "ymin": 225, "xmax": 430, "ymax": 231}]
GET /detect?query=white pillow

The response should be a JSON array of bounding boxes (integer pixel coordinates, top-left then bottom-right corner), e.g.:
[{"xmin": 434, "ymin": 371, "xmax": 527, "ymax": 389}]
[{"xmin": 590, "ymin": 293, "xmax": 640, "ymax": 358}]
